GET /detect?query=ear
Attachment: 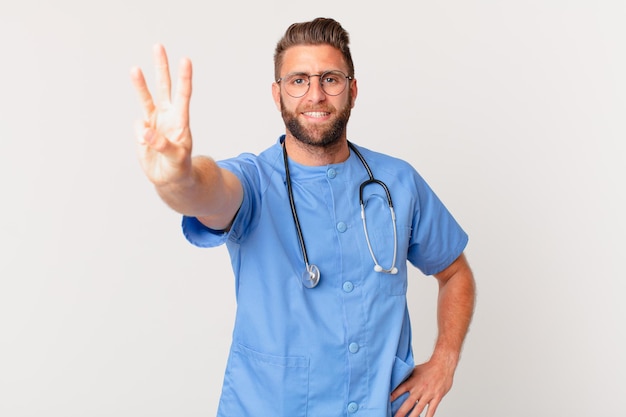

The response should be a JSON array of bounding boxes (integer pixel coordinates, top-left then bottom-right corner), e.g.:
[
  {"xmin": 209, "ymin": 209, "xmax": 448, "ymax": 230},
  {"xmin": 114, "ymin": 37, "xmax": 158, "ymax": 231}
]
[
  {"xmin": 349, "ymin": 78, "xmax": 358, "ymax": 108},
  {"xmin": 272, "ymin": 82, "xmax": 282, "ymax": 111}
]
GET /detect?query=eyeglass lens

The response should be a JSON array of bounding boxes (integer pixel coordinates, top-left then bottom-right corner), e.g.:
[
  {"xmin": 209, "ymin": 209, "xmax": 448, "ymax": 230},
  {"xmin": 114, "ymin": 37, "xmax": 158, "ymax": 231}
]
[{"xmin": 281, "ymin": 71, "xmax": 349, "ymax": 98}]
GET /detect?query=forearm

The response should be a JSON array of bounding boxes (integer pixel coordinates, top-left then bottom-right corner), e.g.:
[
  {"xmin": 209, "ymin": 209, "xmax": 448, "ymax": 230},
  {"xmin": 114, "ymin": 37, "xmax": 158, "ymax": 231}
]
[
  {"xmin": 431, "ymin": 256, "xmax": 476, "ymax": 368},
  {"xmin": 391, "ymin": 257, "xmax": 475, "ymax": 417},
  {"xmin": 155, "ymin": 155, "xmax": 243, "ymax": 228}
]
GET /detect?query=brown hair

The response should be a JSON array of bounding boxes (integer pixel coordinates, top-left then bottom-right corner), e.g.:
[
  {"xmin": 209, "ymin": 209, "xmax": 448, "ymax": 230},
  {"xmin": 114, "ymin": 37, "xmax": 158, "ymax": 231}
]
[{"xmin": 274, "ymin": 17, "xmax": 355, "ymax": 81}]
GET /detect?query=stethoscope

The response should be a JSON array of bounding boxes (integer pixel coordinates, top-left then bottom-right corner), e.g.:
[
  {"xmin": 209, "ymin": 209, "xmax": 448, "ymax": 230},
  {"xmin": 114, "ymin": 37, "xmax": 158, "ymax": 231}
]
[{"xmin": 282, "ymin": 140, "xmax": 398, "ymax": 289}]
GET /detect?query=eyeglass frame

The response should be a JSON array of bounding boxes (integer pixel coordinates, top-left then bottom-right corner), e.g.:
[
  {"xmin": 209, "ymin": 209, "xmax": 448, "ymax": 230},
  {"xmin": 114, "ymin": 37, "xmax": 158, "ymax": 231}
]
[{"xmin": 276, "ymin": 70, "xmax": 354, "ymax": 98}]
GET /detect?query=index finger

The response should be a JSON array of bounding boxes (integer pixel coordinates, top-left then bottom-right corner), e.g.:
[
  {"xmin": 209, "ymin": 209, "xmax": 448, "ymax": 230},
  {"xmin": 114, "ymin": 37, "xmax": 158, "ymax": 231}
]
[{"xmin": 130, "ymin": 66, "xmax": 155, "ymax": 120}]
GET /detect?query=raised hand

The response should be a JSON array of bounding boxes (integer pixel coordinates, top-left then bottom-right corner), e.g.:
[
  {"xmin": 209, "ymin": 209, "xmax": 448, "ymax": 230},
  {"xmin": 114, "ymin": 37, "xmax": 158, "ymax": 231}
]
[{"xmin": 130, "ymin": 44, "xmax": 193, "ymax": 186}]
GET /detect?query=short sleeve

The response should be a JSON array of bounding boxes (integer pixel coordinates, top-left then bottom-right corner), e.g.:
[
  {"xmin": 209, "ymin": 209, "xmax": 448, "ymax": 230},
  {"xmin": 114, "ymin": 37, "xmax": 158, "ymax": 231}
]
[
  {"xmin": 181, "ymin": 215, "xmax": 230, "ymax": 248},
  {"xmin": 180, "ymin": 152, "xmax": 260, "ymax": 249}
]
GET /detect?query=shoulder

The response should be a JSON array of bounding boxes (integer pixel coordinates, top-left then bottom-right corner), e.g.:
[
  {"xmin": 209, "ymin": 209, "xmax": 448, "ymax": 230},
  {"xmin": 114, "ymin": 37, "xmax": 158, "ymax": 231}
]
[{"xmin": 215, "ymin": 140, "xmax": 286, "ymax": 197}]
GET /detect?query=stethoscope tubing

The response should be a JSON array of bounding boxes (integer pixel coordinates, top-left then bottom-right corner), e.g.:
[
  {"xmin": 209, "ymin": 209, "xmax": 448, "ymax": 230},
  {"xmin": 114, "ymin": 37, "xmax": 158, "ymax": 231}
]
[
  {"xmin": 282, "ymin": 140, "xmax": 399, "ymax": 288},
  {"xmin": 354, "ymin": 145, "xmax": 398, "ymax": 275}
]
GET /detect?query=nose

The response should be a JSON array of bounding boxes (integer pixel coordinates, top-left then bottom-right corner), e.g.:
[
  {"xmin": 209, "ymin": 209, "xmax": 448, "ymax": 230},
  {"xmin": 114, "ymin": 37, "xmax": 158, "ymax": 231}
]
[{"xmin": 306, "ymin": 75, "xmax": 326, "ymax": 101}]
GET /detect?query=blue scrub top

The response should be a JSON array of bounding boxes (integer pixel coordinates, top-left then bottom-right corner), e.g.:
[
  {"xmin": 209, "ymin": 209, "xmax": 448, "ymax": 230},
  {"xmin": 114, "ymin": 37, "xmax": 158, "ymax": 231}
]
[{"xmin": 182, "ymin": 137, "xmax": 468, "ymax": 417}]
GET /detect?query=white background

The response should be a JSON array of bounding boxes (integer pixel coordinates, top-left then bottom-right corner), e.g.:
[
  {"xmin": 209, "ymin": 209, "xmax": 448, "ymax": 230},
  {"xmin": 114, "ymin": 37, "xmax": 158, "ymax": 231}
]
[{"xmin": 1, "ymin": 1, "xmax": 624, "ymax": 416}]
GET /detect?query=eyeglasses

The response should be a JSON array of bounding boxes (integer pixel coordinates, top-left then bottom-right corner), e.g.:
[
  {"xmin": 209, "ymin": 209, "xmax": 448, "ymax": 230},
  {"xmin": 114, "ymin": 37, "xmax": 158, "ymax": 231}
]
[{"xmin": 277, "ymin": 70, "xmax": 353, "ymax": 98}]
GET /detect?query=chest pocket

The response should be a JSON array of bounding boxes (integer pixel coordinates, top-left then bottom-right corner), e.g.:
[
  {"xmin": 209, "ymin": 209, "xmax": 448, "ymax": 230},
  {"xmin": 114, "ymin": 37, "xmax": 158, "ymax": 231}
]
[{"xmin": 218, "ymin": 343, "xmax": 309, "ymax": 417}]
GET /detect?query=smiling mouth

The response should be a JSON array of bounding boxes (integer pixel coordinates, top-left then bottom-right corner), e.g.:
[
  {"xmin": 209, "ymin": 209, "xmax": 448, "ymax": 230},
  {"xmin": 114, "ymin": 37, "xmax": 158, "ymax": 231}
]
[{"xmin": 302, "ymin": 111, "xmax": 330, "ymax": 118}]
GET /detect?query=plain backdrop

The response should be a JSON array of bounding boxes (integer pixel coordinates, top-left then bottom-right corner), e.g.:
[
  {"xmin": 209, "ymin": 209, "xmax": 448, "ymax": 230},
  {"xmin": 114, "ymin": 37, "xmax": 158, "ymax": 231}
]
[{"xmin": 1, "ymin": 1, "xmax": 624, "ymax": 416}]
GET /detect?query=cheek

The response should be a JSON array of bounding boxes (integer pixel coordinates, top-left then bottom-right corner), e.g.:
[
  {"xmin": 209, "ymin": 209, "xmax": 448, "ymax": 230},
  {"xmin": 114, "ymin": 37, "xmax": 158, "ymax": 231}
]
[{"xmin": 282, "ymin": 97, "xmax": 302, "ymax": 115}]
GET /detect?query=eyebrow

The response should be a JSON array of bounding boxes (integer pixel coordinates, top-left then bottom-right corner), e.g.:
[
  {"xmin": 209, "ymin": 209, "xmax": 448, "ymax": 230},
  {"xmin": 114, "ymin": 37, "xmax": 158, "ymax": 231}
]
[{"xmin": 283, "ymin": 70, "xmax": 344, "ymax": 77}]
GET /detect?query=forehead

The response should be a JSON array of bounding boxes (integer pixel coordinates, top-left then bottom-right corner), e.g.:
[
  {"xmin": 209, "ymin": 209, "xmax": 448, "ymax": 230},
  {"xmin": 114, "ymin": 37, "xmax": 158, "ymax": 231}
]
[{"xmin": 280, "ymin": 44, "xmax": 348, "ymax": 75}]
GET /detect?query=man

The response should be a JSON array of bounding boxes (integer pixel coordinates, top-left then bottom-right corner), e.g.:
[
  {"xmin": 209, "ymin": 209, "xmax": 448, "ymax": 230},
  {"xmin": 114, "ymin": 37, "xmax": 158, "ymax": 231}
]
[{"xmin": 131, "ymin": 17, "xmax": 475, "ymax": 417}]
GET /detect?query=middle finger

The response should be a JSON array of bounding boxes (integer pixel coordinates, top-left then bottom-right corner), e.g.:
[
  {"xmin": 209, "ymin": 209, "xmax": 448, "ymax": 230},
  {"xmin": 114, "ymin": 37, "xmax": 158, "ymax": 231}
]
[{"xmin": 153, "ymin": 43, "xmax": 172, "ymax": 108}]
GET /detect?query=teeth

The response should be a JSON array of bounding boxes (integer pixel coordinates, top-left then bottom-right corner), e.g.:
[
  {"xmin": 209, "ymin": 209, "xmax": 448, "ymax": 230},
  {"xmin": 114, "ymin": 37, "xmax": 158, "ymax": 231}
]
[{"xmin": 304, "ymin": 112, "xmax": 329, "ymax": 118}]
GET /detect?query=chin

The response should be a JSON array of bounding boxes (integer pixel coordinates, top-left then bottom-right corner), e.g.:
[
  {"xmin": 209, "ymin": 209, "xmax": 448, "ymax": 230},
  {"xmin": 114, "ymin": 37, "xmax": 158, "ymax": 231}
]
[{"xmin": 286, "ymin": 118, "xmax": 347, "ymax": 148}]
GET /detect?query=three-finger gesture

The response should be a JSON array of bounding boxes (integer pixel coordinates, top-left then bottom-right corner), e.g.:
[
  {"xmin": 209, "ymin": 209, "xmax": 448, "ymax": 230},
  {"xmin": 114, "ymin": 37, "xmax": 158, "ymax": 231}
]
[{"xmin": 130, "ymin": 44, "xmax": 193, "ymax": 186}]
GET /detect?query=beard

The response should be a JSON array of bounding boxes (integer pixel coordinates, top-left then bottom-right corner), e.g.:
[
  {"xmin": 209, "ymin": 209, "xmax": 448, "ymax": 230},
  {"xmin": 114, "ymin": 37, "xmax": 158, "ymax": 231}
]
[{"xmin": 280, "ymin": 94, "xmax": 352, "ymax": 148}]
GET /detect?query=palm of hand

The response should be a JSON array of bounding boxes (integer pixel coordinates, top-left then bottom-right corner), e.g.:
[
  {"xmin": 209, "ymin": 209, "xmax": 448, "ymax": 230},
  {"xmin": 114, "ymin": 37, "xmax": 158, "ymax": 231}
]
[{"xmin": 140, "ymin": 106, "xmax": 192, "ymax": 186}]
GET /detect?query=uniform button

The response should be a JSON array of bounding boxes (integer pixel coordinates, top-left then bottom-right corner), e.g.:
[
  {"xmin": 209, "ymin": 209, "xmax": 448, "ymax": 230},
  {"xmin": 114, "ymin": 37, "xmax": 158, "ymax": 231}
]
[
  {"xmin": 336, "ymin": 222, "xmax": 347, "ymax": 233},
  {"xmin": 349, "ymin": 342, "xmax": 360, "ymax": 353},
  {"xmin": 342, "ymin": 281, "xmax": 354, "ymax": 292},
  {"xmin": 327, "ymin": 168, "xmax": 337, "ymax": 179},
  {"xmin": 347, "ymin": 402, "xmax": 359, "ymax": 413}
]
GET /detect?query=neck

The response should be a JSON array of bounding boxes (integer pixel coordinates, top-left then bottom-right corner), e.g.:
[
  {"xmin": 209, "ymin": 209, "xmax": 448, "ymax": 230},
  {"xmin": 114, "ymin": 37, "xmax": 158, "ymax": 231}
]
[{"xmin": 283, "ymin": 134, "xmax": 350, "ymax": 166}]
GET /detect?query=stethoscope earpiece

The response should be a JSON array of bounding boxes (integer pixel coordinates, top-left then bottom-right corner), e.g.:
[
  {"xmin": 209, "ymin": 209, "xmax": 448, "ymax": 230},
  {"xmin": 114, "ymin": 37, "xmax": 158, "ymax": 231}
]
[{"xmin": 374, "ymin": 264, "xmax": 399, "ymax": 275}]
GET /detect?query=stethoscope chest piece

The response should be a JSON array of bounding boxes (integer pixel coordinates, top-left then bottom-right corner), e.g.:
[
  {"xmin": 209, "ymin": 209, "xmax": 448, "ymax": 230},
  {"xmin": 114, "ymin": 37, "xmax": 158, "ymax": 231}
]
[{"xmin": 301, "ymin": 264, "xmax": 320, "ymax": 288}]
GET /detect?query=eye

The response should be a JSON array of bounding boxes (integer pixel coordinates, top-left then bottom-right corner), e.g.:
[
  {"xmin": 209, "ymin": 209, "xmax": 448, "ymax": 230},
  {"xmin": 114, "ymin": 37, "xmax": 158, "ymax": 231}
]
[
  {"xmin": 286, "ymin": 74, "xmax": 308, "ymax": 86},
  {"xmin": 322, "ymin": 72, "xmax": 342, "ymax": 84}
]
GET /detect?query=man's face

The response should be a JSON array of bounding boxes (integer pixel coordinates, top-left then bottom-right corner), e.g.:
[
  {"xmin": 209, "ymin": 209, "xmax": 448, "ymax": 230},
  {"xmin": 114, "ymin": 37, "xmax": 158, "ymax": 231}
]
[{"xmin": 272, "ymin": 44, "xmax": 357, "ymax": 148}]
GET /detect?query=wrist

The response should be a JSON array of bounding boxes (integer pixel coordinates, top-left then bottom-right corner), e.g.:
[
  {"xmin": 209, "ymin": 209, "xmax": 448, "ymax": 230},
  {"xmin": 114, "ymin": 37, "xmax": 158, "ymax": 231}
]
[{"xmin": 429, "ymin": 346, "xmax": 461, "ymax": 370}]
